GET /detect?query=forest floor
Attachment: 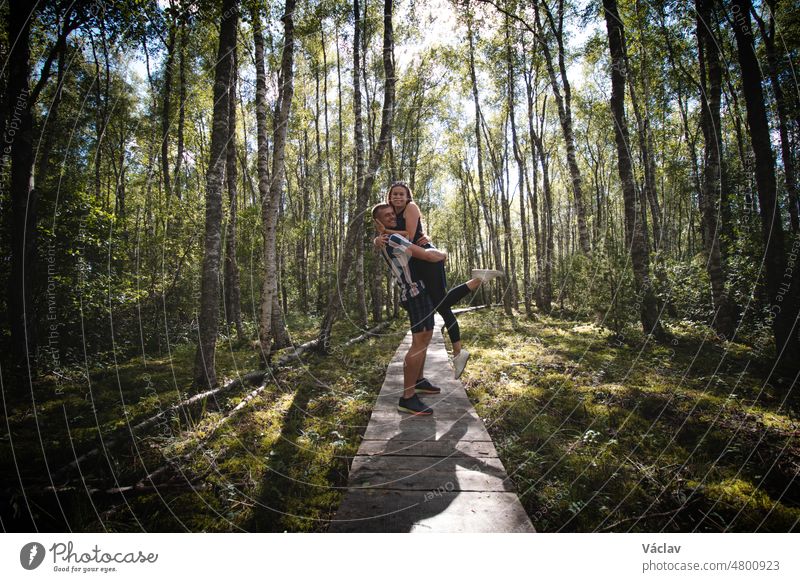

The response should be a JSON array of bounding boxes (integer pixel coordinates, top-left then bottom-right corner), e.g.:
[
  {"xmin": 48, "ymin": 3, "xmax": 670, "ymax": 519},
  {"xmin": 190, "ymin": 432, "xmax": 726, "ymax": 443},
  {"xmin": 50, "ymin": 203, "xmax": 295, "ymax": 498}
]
[
  {"xmin": 2, "ymin": 315, "xmax": 406, "ymax": 532},
  {"xmin": 2, "ymin": 308, "xmax": 798, "ymax": 532},
  {"xmin": 455, "ymin": 309, "xmax": 800, "ymax": 532}
]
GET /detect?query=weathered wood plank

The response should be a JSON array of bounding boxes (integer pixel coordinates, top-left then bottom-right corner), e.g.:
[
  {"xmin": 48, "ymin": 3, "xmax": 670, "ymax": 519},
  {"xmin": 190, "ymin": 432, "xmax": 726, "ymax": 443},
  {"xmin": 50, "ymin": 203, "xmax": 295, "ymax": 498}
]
[
  {"xmin": 356, "ymin": 439, "xmax": 498, "ymax": 458},
  {"xmin": 361, "ymin": 416, "xmax": 493, "ymax": 441},
  {"xmin": 329, "ymin": 489, "xmax": 536, "ymax": 533},
  {"xmin": 348, "ymin": 455, "xmax": 514, "ymax": 491},
  {"xmin": 373, "ymin": 392, "xmax": 476, "ymax": 409}
]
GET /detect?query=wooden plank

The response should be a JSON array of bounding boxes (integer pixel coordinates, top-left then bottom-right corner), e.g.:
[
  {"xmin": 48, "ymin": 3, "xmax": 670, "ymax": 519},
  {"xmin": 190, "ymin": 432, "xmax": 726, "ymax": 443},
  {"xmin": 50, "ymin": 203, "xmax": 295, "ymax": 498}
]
[
  {"xmin": 361, "ymin": 415, "xmax": 493, "ymax": 441},
  {"xmin": 329, "ymin": 489, "xmax": 535, "ymax": 533},
  {"xmin": 347, "ymin": 455, "xmax": 514, "ymax": 491},
  {"xmin": 373, "ymin": 392, "xmax": 476, "ymax": 409},
  {"xmin": 356, "ymin": 439, "xmax": 498, "ymax": 458},
  {"xmin": 367, "ymin": 408, "xmax": 482, "ymax": 422}
]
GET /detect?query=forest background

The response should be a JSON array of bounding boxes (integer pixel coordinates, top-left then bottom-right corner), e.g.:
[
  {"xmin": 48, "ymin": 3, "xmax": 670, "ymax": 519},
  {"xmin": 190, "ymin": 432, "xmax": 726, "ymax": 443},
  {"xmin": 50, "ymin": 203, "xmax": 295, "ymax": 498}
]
[{"xmin": 1, "ymin": 0, "xmax": 798, "ymax": 532}]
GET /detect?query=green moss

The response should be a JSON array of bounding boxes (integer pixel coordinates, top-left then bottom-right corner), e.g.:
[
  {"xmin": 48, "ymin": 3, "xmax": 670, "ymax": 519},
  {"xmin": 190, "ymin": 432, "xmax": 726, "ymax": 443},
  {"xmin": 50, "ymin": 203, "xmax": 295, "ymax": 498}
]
[
  {"xmin": 4, "ymin": 317, "xmax": 406, "ymax": 532},
  {"xmin": 456, "ymin": 308, "xmax": 798, "ymax": 532},
  {"xmin": 692, "ymin": 478, "xmax": 800, "ymax": 532}
]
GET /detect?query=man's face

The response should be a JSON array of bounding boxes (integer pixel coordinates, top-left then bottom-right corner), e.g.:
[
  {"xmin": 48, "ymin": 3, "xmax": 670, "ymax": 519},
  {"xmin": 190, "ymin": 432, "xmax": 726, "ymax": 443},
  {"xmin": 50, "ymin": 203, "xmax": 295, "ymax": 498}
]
[{"xmin": 376, "ymin": 206, "xmax": 397, "ymax": 228}]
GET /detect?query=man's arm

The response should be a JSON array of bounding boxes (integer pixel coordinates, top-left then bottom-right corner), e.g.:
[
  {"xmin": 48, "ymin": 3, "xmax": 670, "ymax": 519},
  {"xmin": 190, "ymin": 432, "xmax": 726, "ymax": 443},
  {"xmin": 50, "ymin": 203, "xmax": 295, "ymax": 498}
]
[
  {"xmin": 382, "ymin": 227, "xmax": 413, "ymax": 239},
  {"xmin": 374, "ymin": 218, "xmax": 411, "ymax": 240},
  {"xmin": 387, "ymin": 234, "xmax": 446, "ymax": 262},
  {"xmin": 408, "ymin": 244, "xmax": 446, "ymax": 262}
]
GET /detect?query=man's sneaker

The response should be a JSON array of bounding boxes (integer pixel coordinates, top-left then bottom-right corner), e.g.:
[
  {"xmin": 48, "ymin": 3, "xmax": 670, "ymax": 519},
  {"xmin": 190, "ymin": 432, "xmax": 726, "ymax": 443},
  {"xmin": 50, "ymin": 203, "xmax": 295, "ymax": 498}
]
[
  {"xmin": 414, "ymin": 377, "xmax": 441, "ymax": 395},
  {"xmin": 453, "ymin": 349, "xmax": 470, "ymax": 379},
  {"xmin": 397, "ymin": 394, "xmax": 433, "ymax": 415},
  {"xmin": 471, "ymin": 268, "xmax": 504, "ymax": 282}
]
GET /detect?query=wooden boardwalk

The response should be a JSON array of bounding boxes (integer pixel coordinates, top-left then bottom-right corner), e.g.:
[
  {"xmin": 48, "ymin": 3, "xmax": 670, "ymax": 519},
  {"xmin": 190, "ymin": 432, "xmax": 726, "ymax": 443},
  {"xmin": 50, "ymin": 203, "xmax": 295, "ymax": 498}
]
[{"xmin": 329, "ymin": 315, "xmax": 535, "ymax": 533}]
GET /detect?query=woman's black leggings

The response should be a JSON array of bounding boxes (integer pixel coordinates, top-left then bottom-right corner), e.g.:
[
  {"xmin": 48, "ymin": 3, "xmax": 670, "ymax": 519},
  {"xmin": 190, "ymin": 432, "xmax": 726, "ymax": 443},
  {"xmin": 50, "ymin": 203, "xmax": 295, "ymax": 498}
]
[{"xmin": 413, "ymin": 255, "xmax": 472, "ymax": 344}]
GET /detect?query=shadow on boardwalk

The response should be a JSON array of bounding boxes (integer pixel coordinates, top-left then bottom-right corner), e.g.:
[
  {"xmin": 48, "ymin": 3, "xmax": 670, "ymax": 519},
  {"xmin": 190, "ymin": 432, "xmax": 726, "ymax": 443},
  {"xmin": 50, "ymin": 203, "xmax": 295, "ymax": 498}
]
[{"xmin": 328, "ymin": 316, "xmax": 535, "ymax": 533}]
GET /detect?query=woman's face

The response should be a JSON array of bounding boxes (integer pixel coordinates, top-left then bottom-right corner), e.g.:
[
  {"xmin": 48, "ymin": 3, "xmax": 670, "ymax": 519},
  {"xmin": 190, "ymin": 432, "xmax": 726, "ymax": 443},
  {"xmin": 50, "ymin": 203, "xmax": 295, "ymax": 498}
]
[{"xmin": 389, "ymin": 186, "xmax": 410, "ymax": 209}]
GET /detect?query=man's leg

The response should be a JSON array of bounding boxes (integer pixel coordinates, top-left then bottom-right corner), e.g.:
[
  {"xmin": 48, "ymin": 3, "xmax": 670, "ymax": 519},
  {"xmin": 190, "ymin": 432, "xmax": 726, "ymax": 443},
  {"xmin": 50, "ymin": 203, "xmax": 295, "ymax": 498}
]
[
  {"xmin": 398, "ymin": 293, "xmax": 436, "ymax": 412},
  {"xmin": 416, "ymin": 351, "xmax": 427, "ymax": 382},
  {"xmin": 404, "ymin": 330, "xmax": 432, "ymax": 399}
]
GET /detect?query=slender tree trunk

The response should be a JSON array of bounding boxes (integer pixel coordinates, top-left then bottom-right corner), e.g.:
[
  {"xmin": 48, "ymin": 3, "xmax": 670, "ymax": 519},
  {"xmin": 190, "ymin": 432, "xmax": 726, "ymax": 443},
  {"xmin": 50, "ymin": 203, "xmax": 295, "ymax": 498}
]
[
  {"xmin": 256, "ymin": 0, "xmax": 296, "ymax": 362},
  {"xmin": 523, "ymin": 63, "xmax": 545, "ymax": 310},
  {"xmin": 459, "ymin": 179, "xmax": 477, "ymax": 279},
  {"xmin": 696, "ymin": 0, "xmax": 736, "ymax": 338},
  {"xmin": 352, "ymin": 0, "xmax": 369, "ymax": 326},
  {"xmin": 625, "ymin": 46, "xmax": 674, "ymax": 316},
  {"xmin": 174, "ymin": 15, "xmax": 187, "ymax": 199},
  {"xmin": 467, "ymin": 12, "xmax": 504, "ymax": 279},
  {"xmin": 534, "ymin": 0, "xmax": 590, "ymax": 254},
  {"xmin": 313, "ymin": 58, "xmax": 325, "ymax": 313},
  {"xmin": 89, "ymin": 33, "xmax": 105, "ymax": 207},
  {"xmin": 752, "ymin": 0, "xmax": 799, "ymax": 232},
  {"xmin": 371, "ymin": 258, "xmax": 384, "ymax": 322},
  {"xmin": 299, "ymin": 129, "xmax": 310, "ymax": 308},
  {"xmin": 161, "ymin": 20, "xmax": 176, "ymax": 199},
  {"xmin": 505, "ymin": 182, "xmax": 517, "ymax": 310},
  {"xmin": 252, "ymin": 5, "xmax": 270, "ymax": 355},
  {"xmin": 527, "ymin": 85, "xmax": 554, "ymax": 312},
  {"xmin": 319, "ymin": 24, "xmax": 335, "ymax": 312},
  {"xmin": 627, "ymin": 2, "xmax": 664, "ymax": 254},
  {"xmin": 224, "ymin": 50, "xmax": 243, "ymax": 339},
  {"xmin": 335, "ymin": 22, "xmax": 345, "ymax": 256},
  {"xmin": 508, "ymin": 29, "xmax": 532, "ymax": 316},
  {"xmin": 603, "ymin": 0, "xmax": 667, "ymax": 341},
  {"xmin": 626, "ymin": 49, "xmax": 661, "ymax": 253},
  {"xmin": 730, "ymin": 0, "xmax": 799, "ymax": 370},
  {"xmin": 193, "ymin": 0, "xmax": 238, "ymax": 388},
  {"xmin": 6, "ymin": 0, "xmax": 36, "ymax": 370},
  {"xmin": 498, "ymin": 112, "xmax": 516, "ymax": 314},
  {"xmin": 540, "ymin": 135, "xmax": 555, "ymax": 312}
]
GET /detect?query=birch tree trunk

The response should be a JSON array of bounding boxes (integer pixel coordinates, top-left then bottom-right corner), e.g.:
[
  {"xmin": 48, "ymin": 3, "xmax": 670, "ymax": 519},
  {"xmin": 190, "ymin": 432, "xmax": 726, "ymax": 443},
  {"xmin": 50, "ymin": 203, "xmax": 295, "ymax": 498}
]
[
  {"xmin": 523, "ymin": 61, "xmax": 545, "ymax": 310},
  {"xmin": 507, "ymin": 21, "xmax": 531, "ymax": 317},
  {"xmin": 352, "ymin": 0, "xmax": 369, "ymax": 326},
  {"xmin": 467, "ymin": 12, "xmax": 504, "ymax": 278},
  {"xmin": 534, "ymin": 0, "xmax": 590, "ymax": 254},
  {"xmin": 193, "ymin": 0, "xmax": 238, "ymax": 388},
  {"xmin": 224, "ymin": 49, "xmax": 243, "ymax": 339},
  {"xmin": 256, "ymin": 0, "xmax": 296, "ymax": 363},
  {"xmin": 603, "ymin": 0, "xmax": 667, "ymax": 341}
]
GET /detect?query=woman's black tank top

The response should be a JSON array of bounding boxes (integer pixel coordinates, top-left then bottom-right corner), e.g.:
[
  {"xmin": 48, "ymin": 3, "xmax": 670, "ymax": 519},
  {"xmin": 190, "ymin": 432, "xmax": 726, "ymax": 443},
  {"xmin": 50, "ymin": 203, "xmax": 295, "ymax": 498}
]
[
  {"xmin": 394, "ymin": 204, "xmax": 447, "ymax": 297},
  {"xmin": 395, "ymin": 206, "xmax": 425, "ymax": 244}
]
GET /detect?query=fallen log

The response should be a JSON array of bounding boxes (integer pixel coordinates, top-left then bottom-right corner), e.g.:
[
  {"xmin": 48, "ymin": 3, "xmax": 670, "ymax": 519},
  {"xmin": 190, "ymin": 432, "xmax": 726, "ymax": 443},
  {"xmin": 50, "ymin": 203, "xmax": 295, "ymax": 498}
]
[{"xmin": 452, "ymin": 303, "xmax": 497, "ymax": 315}]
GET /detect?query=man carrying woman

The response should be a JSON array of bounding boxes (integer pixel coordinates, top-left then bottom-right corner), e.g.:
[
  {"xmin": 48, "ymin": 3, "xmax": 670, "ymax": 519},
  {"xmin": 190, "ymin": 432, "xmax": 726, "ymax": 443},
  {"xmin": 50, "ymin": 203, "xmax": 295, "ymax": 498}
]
[{"xmin": 372, "ymin": 194, "xmax": 502, "ymax": 416}]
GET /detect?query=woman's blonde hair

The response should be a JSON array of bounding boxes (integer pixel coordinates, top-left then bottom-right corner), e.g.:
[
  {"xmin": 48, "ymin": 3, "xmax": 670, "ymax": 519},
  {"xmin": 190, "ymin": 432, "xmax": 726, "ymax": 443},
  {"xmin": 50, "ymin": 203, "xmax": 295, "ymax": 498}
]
[{"xmin": 385, "ymin": 180, "xmax": 413, "ymax": 204}]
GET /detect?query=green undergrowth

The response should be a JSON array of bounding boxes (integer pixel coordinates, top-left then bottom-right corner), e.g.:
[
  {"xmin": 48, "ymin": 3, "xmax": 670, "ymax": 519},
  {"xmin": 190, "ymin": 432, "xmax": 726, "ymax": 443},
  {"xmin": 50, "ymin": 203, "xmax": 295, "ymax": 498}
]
[
  {"xmin": 2, "ymin": 315, "xmax": 404, "ymax": 532},
  {"xmin": 455, "ymin": 309, "xmax": 800, "ymax": 532}
]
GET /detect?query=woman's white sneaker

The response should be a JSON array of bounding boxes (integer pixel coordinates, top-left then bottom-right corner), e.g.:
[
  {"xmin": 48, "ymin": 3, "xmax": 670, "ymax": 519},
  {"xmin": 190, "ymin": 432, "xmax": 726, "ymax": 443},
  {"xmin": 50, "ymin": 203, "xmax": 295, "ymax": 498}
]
[
  {"xmin": 471, "ymin": 268, "xmax": 504, "ymax": 282},
  {"xmin": 453, "ymin": 349, "xmax": 470, "ymax": 379}
]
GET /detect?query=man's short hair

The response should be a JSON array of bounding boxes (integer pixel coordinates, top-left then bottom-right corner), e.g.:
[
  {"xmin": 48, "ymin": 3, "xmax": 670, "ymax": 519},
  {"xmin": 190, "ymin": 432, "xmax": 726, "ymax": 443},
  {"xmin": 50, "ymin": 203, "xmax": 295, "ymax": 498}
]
[{"xmin": 372, "ymin": 202, "xmax": 391, "ymax": 219}]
